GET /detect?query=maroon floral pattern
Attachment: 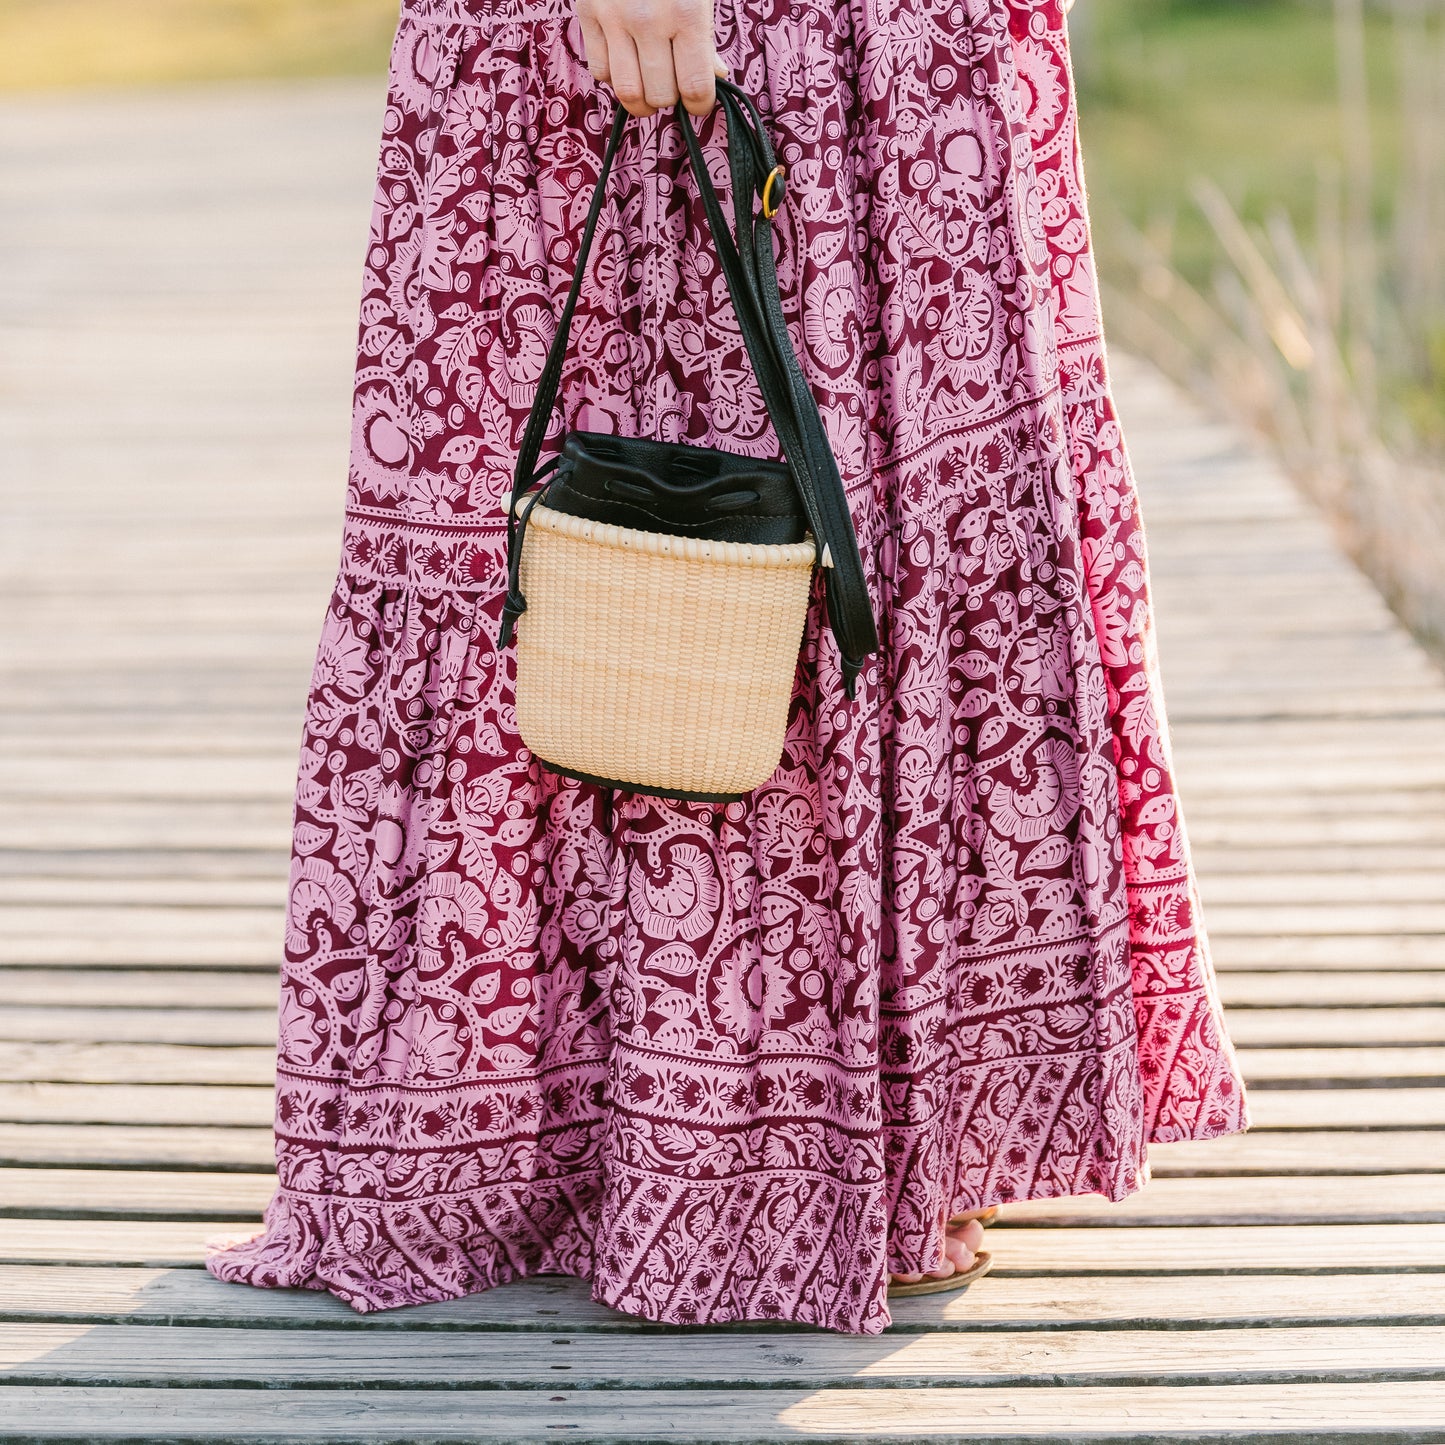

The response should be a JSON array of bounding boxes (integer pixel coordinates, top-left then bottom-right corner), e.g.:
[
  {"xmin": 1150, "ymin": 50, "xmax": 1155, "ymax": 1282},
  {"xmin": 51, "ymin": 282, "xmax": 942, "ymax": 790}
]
[{"xmin": 206, "ymin": 0, "xmax": 1250, "ymax": 1334}]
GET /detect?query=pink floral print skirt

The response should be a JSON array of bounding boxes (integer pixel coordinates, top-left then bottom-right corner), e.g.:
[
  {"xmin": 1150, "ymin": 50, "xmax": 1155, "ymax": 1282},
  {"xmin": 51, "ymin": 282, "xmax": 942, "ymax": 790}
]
[{"xmin": 206, "ymin": 0, "xmax": 1250, "ymax": 1333}]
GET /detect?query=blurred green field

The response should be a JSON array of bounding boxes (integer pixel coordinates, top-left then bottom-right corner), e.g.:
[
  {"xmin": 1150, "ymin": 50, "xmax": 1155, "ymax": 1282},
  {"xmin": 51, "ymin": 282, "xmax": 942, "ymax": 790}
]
[
  {"xmin": 1076, "ymin": 0, "xmax": 1404, "ymax": 287},
  {"xmin": 0, "ymin": 0, "xmax": 397, "ymax": 90},
  {"xmin": 1, "ymin": 1, "xmax": 1403, "ymax": 284}
]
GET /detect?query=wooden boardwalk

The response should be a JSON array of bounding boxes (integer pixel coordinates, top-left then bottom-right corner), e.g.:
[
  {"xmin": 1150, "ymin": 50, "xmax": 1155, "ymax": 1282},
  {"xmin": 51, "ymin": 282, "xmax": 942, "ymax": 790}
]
[{"xmin": 1, "ymin": 82, "xmax": 1443, "ymax": 1443}]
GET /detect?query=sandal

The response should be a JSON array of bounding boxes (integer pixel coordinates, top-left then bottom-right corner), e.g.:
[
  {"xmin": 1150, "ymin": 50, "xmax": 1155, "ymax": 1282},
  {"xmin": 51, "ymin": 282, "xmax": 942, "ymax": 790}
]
[
  {"xmin": 886, "ymin": 1205, "xmax": 1000, "ymax": 1299},
  {"xmin": 887, "ymin": 1248, "xmax": 994, "ymax": 1299}
]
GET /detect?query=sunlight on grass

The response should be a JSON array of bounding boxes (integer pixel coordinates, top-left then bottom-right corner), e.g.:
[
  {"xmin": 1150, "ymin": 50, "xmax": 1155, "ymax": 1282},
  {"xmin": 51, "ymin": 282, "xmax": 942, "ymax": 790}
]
[
  {"xmin": 1075, "ymin": 0, "xmax": 1406, "ymax": 287},
  {"xmin": 1079, "ymin": 0, "xmax": 1445, "ymax": 663},
  {"xmin": 0, "ymin": 0, "xmax": 398, "ymax": 91}
]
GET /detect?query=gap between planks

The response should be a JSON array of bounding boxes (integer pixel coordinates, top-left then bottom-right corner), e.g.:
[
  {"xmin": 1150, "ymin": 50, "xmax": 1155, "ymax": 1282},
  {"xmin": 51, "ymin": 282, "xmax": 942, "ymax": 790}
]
[
  {"xmin": 2, "ymin": 1322, "xmax": 1444, "ymax": 1390},
  {"xmin": 0, "ymin": 1381, "xmax": 1443, "ymax": 1441},
  {"xmin": 0, "ymin": 1170, "xmax": 1439, "ymax": 1227},
  {"xmin": 4, "ymin": 1005, "xmax": 1439, "ymax": 1047},
  {"xmin": 4, "ymin": 967, "xmax": 1441, "ymax": 1008},
  {"xmin": 2, "ymin": 1125, "xmax": 1438, "ymax": 1175},
  {"xmin": 2, "ymin": 1263, "xmax": 1442, "ymax": 1333},
  {"xmin": 0, "ymin": 1083, "xmax": 1442, "ymax": 1129},
  {"xmin": 3, "ymin": 1042, "xmax": 1441, "ymax": 1088},
  {"xmin": 1, "ymin": 1220, "xmax": 1441, "ymax": 1273}
]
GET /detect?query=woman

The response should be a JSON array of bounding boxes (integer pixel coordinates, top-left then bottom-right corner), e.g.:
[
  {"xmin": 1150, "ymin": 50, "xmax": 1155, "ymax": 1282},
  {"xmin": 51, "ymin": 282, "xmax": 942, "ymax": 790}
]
[{"xmin": 207, "ymin": 0, "xmax": 1250, "ymax": 1334}]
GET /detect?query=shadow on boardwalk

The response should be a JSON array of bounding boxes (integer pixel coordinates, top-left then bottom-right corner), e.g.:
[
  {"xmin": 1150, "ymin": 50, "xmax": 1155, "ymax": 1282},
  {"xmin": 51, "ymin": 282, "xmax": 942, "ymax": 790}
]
[{"xmin": 0, "ymin": 82, "xmax": 1443, "ymax": 1443}]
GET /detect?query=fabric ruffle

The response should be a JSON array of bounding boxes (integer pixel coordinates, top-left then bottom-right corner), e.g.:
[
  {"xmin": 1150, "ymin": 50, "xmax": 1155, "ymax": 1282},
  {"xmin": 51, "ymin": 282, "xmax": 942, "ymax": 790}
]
[{"xmin": 206, "ymin": 0, "xmax": 1248, "ymax": 1335}]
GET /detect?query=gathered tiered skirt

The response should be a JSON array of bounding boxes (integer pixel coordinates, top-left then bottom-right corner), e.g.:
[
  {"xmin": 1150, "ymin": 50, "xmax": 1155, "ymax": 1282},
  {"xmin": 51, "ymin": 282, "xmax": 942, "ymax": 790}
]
[{"xmin": 207, "ymin": 0, "xmax": 1250, "ymax": 1334}]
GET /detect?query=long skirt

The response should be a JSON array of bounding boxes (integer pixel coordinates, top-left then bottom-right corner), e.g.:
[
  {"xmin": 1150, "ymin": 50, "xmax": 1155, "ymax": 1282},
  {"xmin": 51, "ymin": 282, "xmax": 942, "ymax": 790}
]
[{"xmin": 206, "ymin": 0, "xmax": 1251, "ymax": 1334}]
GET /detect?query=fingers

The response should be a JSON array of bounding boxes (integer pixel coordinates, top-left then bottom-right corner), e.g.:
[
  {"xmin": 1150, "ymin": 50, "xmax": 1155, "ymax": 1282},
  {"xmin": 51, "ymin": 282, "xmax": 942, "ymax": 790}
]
[
  {"xmin": 636, "ymin": 33, "xmax": 680, "ymax": 114},
  {"xmin": 672, "ymin": 28, "xmax": 720, "ymax": 116},
  {"xmin": 581, "ymin": 0, "xmax": 722, "ymax": 117},
  {"xmin": 603, "ymin": 29, "xmax": 656, "ymax": 117},
  {"xmin": 577, "ymin": 3, "xmax": 611, "ymax": 83}
]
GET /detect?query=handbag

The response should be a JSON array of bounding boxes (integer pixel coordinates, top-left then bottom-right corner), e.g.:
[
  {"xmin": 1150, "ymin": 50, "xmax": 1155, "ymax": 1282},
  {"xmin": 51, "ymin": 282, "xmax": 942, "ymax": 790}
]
[{"xmin": 497, "ymin": 80, "xmax": 878, "ymax": 802}]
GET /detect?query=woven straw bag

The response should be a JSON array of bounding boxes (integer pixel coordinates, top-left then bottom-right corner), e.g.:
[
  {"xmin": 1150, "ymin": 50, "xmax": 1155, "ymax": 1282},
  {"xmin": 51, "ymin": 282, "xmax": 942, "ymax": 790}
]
[{"xmin": 497, "ymin": 83, "xmax": 878, "ymax": 802}]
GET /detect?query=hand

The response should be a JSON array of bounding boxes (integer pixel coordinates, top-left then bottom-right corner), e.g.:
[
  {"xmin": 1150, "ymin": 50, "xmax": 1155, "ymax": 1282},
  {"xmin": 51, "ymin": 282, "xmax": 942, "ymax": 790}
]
[{"xmin": 576, "ymin": 0, "xmax": 726, "ymax": 118}]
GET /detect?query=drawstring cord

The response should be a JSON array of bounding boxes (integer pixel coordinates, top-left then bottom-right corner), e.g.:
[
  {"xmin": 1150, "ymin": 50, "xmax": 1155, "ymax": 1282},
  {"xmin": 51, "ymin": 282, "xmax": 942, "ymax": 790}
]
[{"xmin": 498, "ymin": 455, "xmax": 562, "ymax": 648}]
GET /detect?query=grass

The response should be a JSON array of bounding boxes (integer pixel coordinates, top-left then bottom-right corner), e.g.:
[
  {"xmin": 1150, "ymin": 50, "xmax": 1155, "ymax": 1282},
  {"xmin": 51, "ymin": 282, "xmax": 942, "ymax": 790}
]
[
  {"xmin": 1074, "ymin": 0, "xmax": 1406, "ymax": 289},
  {"xmin": 1077, "ymin": 0, "xmax": 1445, "ymax": 660},
  {"xmin": 0, "ymin": 0, "xmax": 397, "ymax": 91}
]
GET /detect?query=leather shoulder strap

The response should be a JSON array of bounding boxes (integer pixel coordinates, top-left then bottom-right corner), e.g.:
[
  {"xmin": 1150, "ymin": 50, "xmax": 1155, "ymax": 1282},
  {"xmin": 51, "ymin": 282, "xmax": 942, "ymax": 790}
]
[{"xmin": 505, "ymin": 88, "xmax": 878, "ymax": 696}]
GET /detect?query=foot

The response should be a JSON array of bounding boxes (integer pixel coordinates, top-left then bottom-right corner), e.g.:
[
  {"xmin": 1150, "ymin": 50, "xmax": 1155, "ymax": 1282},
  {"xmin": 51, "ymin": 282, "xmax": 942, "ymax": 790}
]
[{"xmin": 889, "ymin": 1212, "xmax": 988, "ymax": 1287}]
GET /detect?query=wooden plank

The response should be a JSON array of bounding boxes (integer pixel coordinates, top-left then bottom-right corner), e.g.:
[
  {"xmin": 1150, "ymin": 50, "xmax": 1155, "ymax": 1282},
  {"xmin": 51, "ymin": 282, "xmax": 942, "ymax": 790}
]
[
  {"xmin": 1218, "ymin": 973, "xmax": 1445, "ymax": 1006},
  {"xmin": 1153, "ymin": 655, "xmax": 1435, "ymax": 685},
  {"xmin": 0, "ymin": 1084, "xmax": 272, "ymax": 1128},
  {"xmin": 0, "ymin": 972, "xmax": 276, "ymax": 1008},
  {"xmin": 4, "ymin": 1263, "xmax": 1443, "ymax": 1333},
  {"xmin": 1199, "ymin": 904, "xmax": 1445, "ymax": 936},
  {"xmin": 1241, "ymin": 1089, "xmax": 1445, "ymax": 1129},
  {"xmin": 5, "ymin": 1005, "xmax": 1438, "ymax": 1050},
  {"xmin": 0, "ymin": 879, "xmax": 284, "ymax": 907},
  {"xmin": 4, "ymin": 1322, "xmax": 1444, "ymax": 1390},
  {"xmin": 995, "ymin": 1176, "xmax": 1445, "ymax": 1226},
  {"xmin": 0, "ymin": 801, "xmax": 289, "ymax": 853},
  {"xmin": 0, "ymin": 1010, "xmax": 277, "ymax": 1046},
  {"xmin": 1175, "ymin": 748, "xmax": 1445, "ymax": 777},
  {"xmin": 0, "ymin": 913, "xmax": 280, "ymax": 967},
  {"xmin": 0, "ymin": 757, "xmax": 293, "ymax": 801},
  {"xmin": 1, "ymin": 1040, "xmax": 1435, "ymax": 1091},
  {"xmin": 1145, "ymin": 1132, "xmax": 1444, "ymax": 1176},
  {"xmin": 3, "ymin": 1169, "xmax": 1436, "ymax": 1227},
  {"xmin": 1239, "ymin": 1048, "xmax": 1445, "ymax": 1083},
  {"xmin": 2, "ymin": 1382, "xmax": 1444, "ymax": 1440},
  {"xmin": 1169, "ymin": 691, "xmax": 1445, "ymax": 721},
  {"xmin": 0, "ymin": 676, "xmax": 309, "ymax": 716},
  {"xmin": 1184, "ymin": 820, "xmax": 1445, "ymax": 851},
  {"xmin": 2, "ymin": 1219, "xmax": 1440, "ymax": 1272},
  {"xmin": 1210, "ymin": 936, "xmax": 1445, "ymax": 970},
  {"xmin": 1194, "ymin": 846, "xmax": 1445, "ymax": 877},
  {"xmin": 0, "ymin": 872, "xmax": 1421, "ymax": 907},
  {"xmin": 1172, "ymin": 758, "xmax": 1445, "ymax": 790},
  {"xmin": 0, "ymin": 1170, "xmax": 274, "ymax": 1220},
  {"xmin": 1172, "ymin": 718, "xmax": 1445, "ymax": 748},
  {"xmin": 0, "ymin": 851, "xmax": 288, "ymax": 883},
  {"xmin": 0, "ymin": 1122, "xmax": 1434, "ymax": 1175},
  {"xmin": 1201, "ymin": 874, "xmax": 1445, "ymax": 908},
  {"xmin": 2, "ymin": 609, "xmax": 311, "ymax": 637},
  {"xmin": 7, "ymin": 1041, "xmax": 1429, "ymax": 1090},
  {"xmin": 0, "ymin": 1124, "xmax": 273, "ymax": 1170},
  {"xmin": 5, "ymin": 967, "xmax": 1439, "ymax": 1012},
  {"xmin": 0, "ymin": 1044, "xmax": 275, "ymax": 1086},
  {"xmin": 1148, "ymin": 648, "xmax": 1438, "ymax": 687},
  {"xmin": 1165, "ymin": 685, "xmax": 1445, "ymax": 713},
  {"xmin": 4, "ymin": 1082, "xmax": 1441, "ymax": 1132},
  {"xmin": 1220, "ymin": 1010, "xmax": 1445, "ymax": 1047},
  {"xmin": 0, "ymin": 637, "xmax": 313, "ymax": 667},
  {"xmin": 1178, "ymin": 791, "xmax": 1445, "ymax": 821}
]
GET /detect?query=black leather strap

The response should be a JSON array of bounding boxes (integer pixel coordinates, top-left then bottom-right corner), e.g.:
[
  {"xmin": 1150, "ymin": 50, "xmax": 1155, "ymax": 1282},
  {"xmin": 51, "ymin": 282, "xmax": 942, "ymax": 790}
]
[{"xmin": 502, "ymin": 83, "xmax": 878, "ymax": 697}]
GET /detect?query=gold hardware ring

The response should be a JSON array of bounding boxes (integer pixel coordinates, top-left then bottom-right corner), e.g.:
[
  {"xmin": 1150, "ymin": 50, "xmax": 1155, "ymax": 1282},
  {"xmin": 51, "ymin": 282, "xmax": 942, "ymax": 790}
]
[{"xmin": 761, "ymin": 165, "xmax": 786, "ymax": 219}]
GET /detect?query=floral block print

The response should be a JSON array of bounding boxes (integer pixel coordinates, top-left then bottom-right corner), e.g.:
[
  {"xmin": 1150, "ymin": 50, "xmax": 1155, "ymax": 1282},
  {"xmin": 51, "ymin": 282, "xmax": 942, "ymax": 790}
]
[{"xmin": 207, "ymin": 0, "xmax": 1249, "ymax": 1334}]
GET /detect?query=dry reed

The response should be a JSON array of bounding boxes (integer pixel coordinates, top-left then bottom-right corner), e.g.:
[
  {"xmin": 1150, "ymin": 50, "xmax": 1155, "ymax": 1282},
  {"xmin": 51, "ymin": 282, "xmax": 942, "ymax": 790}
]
[{"xmin": 1103, "ymin": 0, "xmax": 1445, "ymax": 657}]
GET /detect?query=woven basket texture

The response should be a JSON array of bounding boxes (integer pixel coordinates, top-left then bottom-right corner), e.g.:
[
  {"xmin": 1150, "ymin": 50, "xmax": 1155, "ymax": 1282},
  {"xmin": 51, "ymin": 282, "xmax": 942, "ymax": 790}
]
[{"xmin": 514, "ymin": 505, "xmax": 816, "ymax": 797}]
